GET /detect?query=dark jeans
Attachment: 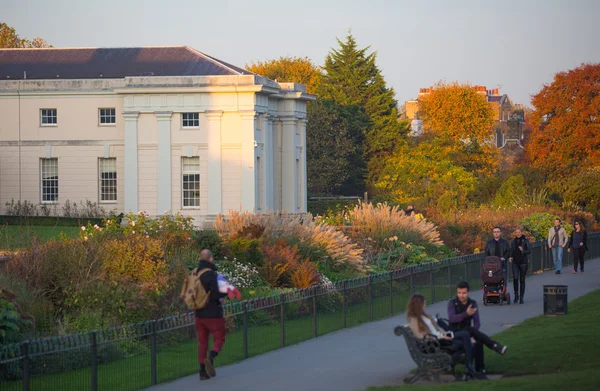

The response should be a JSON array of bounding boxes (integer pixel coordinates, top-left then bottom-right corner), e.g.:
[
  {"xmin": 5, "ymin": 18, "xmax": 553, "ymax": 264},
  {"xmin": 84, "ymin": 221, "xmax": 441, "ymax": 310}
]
[
  {"xmin": 512, "ymin": 262, "xmax": 528, "ymax": 298},
  {"xmin": 450, "ymin": 330, "xmax": 475, "ymax": 374},
  {"xmin": 573, "ymin": 248, "xmax": 585, "ymax": 272},
  {"xmin": 473, "ymin": 341, "xmax": 485, "ymax": 372}
]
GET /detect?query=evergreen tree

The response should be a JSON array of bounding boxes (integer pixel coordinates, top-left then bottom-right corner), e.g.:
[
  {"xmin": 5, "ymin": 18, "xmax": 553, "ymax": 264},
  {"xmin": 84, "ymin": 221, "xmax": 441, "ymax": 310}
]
[{"xmin": 319, "ymin": 33, "xmax": 407, "ymax": 189}]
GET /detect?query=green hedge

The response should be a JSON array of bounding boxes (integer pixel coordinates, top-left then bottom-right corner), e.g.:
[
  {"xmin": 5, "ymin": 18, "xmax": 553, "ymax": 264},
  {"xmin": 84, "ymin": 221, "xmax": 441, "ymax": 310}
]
[
  {"xmin": 307, "ymin": 198, "xmax": 360, "ymax": 216},
  {"xmin": 0, "ymin": 215, "xmax": 112, "ymax": 227}
]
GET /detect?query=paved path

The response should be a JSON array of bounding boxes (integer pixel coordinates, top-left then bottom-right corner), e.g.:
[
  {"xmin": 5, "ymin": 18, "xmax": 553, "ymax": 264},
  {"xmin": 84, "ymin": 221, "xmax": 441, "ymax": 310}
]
[{"xmin": 147, "ymin": 259, "xmax": 600, "ymax": 391}]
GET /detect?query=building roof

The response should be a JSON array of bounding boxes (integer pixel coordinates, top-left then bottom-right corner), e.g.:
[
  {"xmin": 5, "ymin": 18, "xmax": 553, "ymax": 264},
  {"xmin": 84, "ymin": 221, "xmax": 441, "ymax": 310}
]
[
  {"xmin": 488, "ymin": 95, "xmax": 503, "ymax": 103},
  {"xmin": 0, "ymin": 46, "xmax": 252, "ymax": 80}
]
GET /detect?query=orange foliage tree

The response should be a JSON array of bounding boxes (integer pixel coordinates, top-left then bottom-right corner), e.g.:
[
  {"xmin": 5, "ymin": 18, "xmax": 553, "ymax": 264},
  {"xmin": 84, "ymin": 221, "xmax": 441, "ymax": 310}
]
[
  {"xmin": 246, "ymin": 56, "xmax": 321, "ymax": 94},
  {"xmin": 527, "ymin": 63, "xmax": 600, "ymax": 177},
  {"xmin": 418, "ymin": 83, "xmax": 500, "ymax": 176}
]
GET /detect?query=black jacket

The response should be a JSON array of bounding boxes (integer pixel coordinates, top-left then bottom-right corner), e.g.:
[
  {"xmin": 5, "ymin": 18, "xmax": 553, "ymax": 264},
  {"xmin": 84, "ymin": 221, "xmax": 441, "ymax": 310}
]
[
  {"xmin": 509, "ymin": 235, "xmax": 531, "ymax": 264},
  {"xmin": 568, "ymin": 230, "xmax": 589, "ymax": 251},
  {"xmin": 484, "ymin": 238, "xmax": 511, "ymax": 260},
  {"xmin": 194, "ymin": 260, "xmax": 227, "ymax": 318}
]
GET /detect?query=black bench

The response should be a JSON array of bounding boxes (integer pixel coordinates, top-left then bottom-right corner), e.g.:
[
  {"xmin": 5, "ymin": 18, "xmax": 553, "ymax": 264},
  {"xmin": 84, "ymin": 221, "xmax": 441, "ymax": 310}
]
[{"xmin": 394, "ymin": 325, "xmax": 466, "ymax": 383}]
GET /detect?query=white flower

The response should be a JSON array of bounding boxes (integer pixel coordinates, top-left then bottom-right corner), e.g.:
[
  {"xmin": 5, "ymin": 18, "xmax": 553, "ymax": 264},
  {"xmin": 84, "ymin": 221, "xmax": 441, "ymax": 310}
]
[
  {"xmin": 93, "ymin": 224, "xmax": 99, "ymax": 229},
  {"xmin": 81, "ymin": 226, "xmax": 86, "ymax": 231},
  {"xmin": 84, "ymin": 236, "xmax": 88, "ymax": 241}
]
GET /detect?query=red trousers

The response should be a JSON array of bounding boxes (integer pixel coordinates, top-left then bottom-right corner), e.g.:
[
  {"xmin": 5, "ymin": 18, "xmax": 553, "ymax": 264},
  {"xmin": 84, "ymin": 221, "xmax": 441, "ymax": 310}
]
[{"xmin": 194, "ymin": 317, "xmax": 226, "ymax": 364}]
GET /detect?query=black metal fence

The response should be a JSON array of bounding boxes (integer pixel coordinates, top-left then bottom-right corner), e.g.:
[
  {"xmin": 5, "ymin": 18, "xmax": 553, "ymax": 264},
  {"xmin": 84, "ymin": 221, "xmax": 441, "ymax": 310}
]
[{"xmin": 1, "ymin": 233, "xmax": 598, "ymax": 391}]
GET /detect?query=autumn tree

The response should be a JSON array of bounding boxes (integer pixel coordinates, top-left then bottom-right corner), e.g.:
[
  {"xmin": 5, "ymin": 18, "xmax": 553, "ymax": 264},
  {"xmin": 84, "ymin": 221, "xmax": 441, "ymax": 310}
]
[
  {"xmin": 319, "ymin": 33, "xmax": 408, "ymax": 189},
  {"xmin": 375, "ymin": 137, "xmax": 477, "ymax": 210},
  {"xmin": 418, "ymin": 82, "xmax": 500, "ymax": 176},
  {"xmin": 1, "ymin": 22, "xmax": 52, "ymax": 48},
  {"xmin": 527, "ymin": 63, "xmax": 600, "ymax": 177},
  {"xmin": 246, "ymin": 56, "xmax": 321, "ymax": 93}
]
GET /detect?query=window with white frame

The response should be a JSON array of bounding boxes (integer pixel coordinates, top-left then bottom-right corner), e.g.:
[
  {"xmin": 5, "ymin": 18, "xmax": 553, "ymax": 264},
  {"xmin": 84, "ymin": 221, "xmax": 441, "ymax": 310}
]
[
  {"xmin": 182, "ymin": 113, "xmax": 199, "ymax": 128},
  {"xmin": 40, "ymin": 158, "xmax": 58, "ymax": 203},
  {"xmin": 99, "ymin": 108, "xmax": 116, "ymax": 125},
  {"xmin": 40, "ymin": 109, "xmax": 57, "ymax": 126},
  {"xmin": 182, "ymin": 157, "xmax": 200, "ymax": 208},
  {"xmin": 99, "ymin": 158, "xmax": 117, "ymax": 202}
]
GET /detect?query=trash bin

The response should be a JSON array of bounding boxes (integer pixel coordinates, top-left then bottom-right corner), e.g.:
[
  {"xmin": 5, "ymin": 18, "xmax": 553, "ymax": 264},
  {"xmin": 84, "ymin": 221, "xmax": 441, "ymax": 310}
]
[{"xmin": 544, "ymin": 285, "xmax": 568, "ymax": 316}]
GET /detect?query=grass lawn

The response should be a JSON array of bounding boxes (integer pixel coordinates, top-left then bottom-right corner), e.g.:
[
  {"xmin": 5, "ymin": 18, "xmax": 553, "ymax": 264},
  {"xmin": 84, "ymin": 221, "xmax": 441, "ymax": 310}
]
[
  {"xmin": 0, "ymin": 225, "xmax": 80, "ymax": 250},
  {"xmin": 368, "ymin": 288, "xmax": 600, "ymax": 391}
]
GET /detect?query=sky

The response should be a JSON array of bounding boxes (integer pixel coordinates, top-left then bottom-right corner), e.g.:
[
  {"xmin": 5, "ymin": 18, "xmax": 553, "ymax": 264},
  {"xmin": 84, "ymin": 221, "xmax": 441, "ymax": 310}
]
[{"xmin": 4, "ymin": 0, "xmax": 600, "ymax": 107}]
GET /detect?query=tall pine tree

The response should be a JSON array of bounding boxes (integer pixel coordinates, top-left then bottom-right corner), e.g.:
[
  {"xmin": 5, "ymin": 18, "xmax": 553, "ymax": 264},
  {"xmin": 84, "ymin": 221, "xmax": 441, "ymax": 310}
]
[{"xmin": 319, "ymin": 33, "xmax": 408, "ymax": 190}]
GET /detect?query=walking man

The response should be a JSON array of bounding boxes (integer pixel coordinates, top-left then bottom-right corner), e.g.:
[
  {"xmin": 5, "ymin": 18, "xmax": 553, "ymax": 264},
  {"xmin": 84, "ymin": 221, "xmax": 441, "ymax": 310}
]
[
  {"xmin": 484, "ymin": 227, "xmax": 511, "ymax": 279},
  {"xmin": 445, "ymin": 282, "xmax": 508, "ymax": 379},
  {"xmin": 547, "ymin": 218, "xmax": 568, "ymax": 274},
  {"xmin": 195, "ymin": 249, "xmax": 227, "ymax": 380}
]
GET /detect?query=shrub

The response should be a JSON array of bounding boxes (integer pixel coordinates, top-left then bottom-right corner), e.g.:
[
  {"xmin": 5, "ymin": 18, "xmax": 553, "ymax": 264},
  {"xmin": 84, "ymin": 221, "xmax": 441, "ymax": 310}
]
[
  {"xmin": 0, "ymin": 289, "xmax": 32, "ymax": 344},
  {"xmin": 195, "ymin": 230, "xmax": 223, "ymax": 258},
  {"xmin": 492, "ymin": 175, "xmax": 527, "ymax": 207},
  {"xmin": 225, "ymin": 238, "xmax": 264, "ymax": 265},
  {"xmin": 519, "ymin": 213, "xmax": 574, "ymax": 240}
]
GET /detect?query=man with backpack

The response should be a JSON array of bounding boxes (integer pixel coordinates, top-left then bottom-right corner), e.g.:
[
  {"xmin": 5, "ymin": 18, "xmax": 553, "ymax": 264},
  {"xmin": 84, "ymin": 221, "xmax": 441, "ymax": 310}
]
[{"xmin": 181, "ymin": 249, "xmax": 227, "ymax": 381}]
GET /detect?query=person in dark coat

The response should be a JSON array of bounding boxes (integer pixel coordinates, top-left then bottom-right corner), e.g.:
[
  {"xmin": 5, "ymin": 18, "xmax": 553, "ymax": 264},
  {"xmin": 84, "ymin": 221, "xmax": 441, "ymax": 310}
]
[
  {"xmin": 568, "ymin": 221, "xmax": 589, "ymax": 273},
  {"xmin": 484, "ymin": 227, "xmax": 511, "ymax": 278},
  {"xmin": 195, "ymin": 249, "xmax": 228, "ymax": 380},
  {"xmin": 509, "ymin": 227, "xmax": 531, "ymax": 304}
]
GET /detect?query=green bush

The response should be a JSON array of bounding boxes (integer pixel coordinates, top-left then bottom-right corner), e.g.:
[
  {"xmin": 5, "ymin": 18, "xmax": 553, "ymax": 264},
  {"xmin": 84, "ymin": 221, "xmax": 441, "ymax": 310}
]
[
  {"xmin": 307, "ymin": 198, "xmax": 360, "ymax": 217},
  {"xmin": 195, "ymin": 229, "xmax": 223, "ymax": 258},
  {"xmin": 493, "ymin": 174, "xmax": 527, "ymax": 207},
  {"xmin": 226, "ymin": 238, "xmax": 264, "ymax": 265},
  {"xmin": 519, "ymin": 212, "xmax": 574, "ymax": 240}
]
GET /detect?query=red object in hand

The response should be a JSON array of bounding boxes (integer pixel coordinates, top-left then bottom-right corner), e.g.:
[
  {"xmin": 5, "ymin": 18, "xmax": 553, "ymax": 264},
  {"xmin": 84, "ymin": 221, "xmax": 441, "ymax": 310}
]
[{"xmin": 227, "ymin": 288, "xmax": 242, "ymax": 300}]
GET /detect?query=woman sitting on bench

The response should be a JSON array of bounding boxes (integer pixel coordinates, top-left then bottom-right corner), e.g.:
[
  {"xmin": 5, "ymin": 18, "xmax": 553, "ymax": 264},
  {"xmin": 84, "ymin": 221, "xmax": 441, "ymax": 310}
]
[{"xmin": 407, "ymin": 293, "xmax": 478, "ymax": 380}]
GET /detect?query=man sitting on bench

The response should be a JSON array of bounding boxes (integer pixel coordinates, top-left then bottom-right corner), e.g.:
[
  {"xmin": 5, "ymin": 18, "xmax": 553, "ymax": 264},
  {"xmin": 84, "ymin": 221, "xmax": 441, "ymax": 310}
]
[{"xmin": 442, "ymin": 281, "xmax": 508, "ymax": 379}]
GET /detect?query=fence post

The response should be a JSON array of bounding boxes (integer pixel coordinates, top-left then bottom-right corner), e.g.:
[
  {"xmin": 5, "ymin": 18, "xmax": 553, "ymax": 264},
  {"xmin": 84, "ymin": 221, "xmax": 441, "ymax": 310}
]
[
  {"xmin": 447, "ymin": 265, "xmax": 452, "ymax": 298},
  {"xmin": 409, "ymin": 271, "xmax": 415, "ymax": 294},
  {"xmin": 464, "ymin": 262, "xmax": 468, "ymax": 283},
  {"xmin": 368, "ymin": 275, "xmax": 373, "ymax": 321},
  {"xmin": 389, "ymin": 271, "xmax": 394, "ymax": 317},
  {"xmin": 150, "ymin": 321, "xmax": 157, "ymax": 385},
  {"xmin": 430, "ymin": 269, "xmax": 435, "ymax": 303},
  {"xmin": 342, "ymin": 280, "xmax": 347, "ymax": 329},
  {"xmin": 280, "ymin": 294, "xmax": 286, "ymax": 348},
  {"xmin": 90, "ymin": 331, "xmax": 98, "ymax": 391},
  {"xmin": 312, "ymin": 287, "xmax": 318, "ymax": 338},
  {"xmin": 243, "ymin": 302, "xmax": 249, "ymax": 359},
  {"xmin": 22, "ymin": 342, "xmax": 30, "ymax": 391}
]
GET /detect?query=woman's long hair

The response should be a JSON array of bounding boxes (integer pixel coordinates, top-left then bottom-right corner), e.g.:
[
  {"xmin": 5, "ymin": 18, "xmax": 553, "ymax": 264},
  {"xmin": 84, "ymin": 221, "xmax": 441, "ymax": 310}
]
[
  {"xmin": 575, "ymin": 221, "xmax": 586, "ymax": 232},
  {"xmin": 406, "ymin": 294, "xmax": 432, "ymax": 333}
]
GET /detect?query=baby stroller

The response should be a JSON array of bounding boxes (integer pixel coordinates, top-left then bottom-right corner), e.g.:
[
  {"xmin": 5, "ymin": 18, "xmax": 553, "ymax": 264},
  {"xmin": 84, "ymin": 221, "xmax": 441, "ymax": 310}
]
[{"xmin": 481, "ymin": 256, "xmax": 511, "ymax": 306}]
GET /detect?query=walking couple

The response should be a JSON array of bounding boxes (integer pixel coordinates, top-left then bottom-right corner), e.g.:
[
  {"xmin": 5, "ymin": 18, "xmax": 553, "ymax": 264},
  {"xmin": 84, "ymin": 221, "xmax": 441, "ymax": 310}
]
[
  {"xmin": 483, "ymin": 226, "xmax": 530, "ymax": 304},
  {"xmin": 548, "ymin": 218, "xmax": 589, "ymax": 274}
]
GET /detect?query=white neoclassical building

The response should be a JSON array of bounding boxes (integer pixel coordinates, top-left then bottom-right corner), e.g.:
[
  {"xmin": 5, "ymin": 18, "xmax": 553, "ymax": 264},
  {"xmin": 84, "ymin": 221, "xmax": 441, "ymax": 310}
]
[{"xmin": 0, "ymin": 46, "xmax": 315, "ymax": 226}]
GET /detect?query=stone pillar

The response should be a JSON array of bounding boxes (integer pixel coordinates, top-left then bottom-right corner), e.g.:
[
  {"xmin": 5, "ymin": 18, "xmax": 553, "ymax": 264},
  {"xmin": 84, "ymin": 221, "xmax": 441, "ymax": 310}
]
[
  {"xmin": 264, "ymin": 115, "xmax": 274, "ymax": 211},
  {"xmin": 240, "ymin": 111, "xmax": 257, "ymax": 212},
  {"xmin": 271, "ymin": 117, "xmax": 281, "ymax": 212},
  {"xmin": 281, "ymin": 117, "xmax": 297, "ymax": 213},
  {"xmin": 206, "ymin": 111, "xmax": 223, "ymax": 216},
  {"xmin": 156, "ymin": 111, "xmax": 173, "ymax": 214},
  {"xmin": 298, "ymin": 118, "xmax": 308, "ymax": 213},
  {"xmin": 123, "ymin": 111, "xmax": 139, "ymax": 214}
]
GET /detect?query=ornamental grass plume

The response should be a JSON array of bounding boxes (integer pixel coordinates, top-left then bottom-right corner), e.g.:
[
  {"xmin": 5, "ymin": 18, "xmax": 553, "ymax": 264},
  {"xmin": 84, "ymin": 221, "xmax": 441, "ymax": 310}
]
[
  {"xmin": 347, "ymin": 202, "xmax": 443, "ymax": 250},
  {"xmin": 214, "ymin": 211, "xmax": 365, "ymax": 271}
]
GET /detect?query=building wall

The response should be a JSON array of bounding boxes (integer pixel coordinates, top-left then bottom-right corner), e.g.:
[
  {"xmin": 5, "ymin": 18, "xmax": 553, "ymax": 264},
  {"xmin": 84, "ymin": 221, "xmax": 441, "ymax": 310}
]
[{"xmin": 0, "ymin": 77, "xmax": 312, "ymax": 225}]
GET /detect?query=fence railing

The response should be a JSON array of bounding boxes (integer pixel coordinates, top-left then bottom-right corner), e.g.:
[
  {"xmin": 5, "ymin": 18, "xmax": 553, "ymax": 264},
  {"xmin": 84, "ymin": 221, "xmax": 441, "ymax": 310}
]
[{"xmin": 1, "ymin": 233, "xmax": 598, "ymax": 391}]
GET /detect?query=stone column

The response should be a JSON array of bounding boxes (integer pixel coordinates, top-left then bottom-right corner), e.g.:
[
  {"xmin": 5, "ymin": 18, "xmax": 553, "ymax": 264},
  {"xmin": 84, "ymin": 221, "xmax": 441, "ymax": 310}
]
[
  {"xmin": 298, "ymin": 118, "xmax": 308, "ymax": 213},
  {"xmin": 264, "ymin": 115, "xmax": 274, "ymax": 211},
  {"xmin": 281, "ymin": 117, "xmax": 297, "ymax": 213},
  {"xmin": 123, "ymin": 111, "xmax": 139, "ymax": 214},
  {"xmin": 271, "ymin": 117, "xmax": 281, "ymax": 212},
  {"xmin": 206, "ymin": 111, "xmax": 223, "ymax": 216},
  {"xmin": 156, "ymin": 111, "xmax": 173, "ymax": 214},
  {"xmin": 240, "ymin": 111, "xmax": 257, "ymax": 212}
]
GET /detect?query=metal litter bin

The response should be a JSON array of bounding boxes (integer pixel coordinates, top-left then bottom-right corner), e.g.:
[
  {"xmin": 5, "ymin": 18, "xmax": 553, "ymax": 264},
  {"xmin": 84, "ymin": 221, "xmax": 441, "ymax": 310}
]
[{"xmin": 544, "ymin": 285, "xmax": 568, "ymax": 316}]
